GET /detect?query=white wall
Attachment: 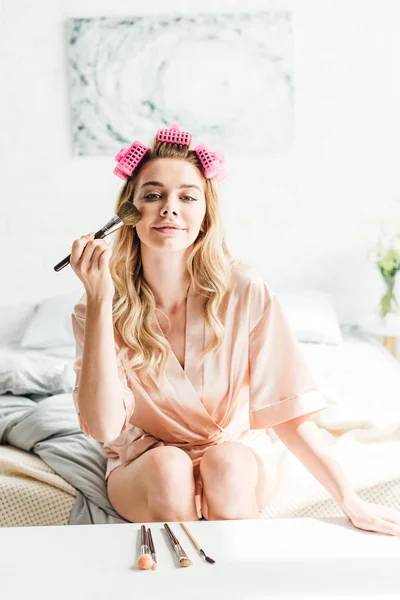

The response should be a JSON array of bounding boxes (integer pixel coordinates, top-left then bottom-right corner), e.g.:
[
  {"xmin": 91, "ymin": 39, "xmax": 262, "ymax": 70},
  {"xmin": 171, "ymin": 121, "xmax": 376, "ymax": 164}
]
[{"xmin": 1, "ymin": 0, "xmax": 400, "ymax": 342}]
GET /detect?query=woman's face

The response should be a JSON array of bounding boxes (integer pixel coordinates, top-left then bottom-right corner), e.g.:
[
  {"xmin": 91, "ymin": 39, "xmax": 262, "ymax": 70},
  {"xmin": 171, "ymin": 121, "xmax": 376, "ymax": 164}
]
[{"xmin": 132, "ymin": 158, "xmax": 206, "ymax": 251}]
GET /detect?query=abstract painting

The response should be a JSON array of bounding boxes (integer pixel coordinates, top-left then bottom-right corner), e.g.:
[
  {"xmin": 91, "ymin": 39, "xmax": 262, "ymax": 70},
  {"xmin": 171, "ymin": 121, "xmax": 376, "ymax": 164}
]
[{"xmin": 67, "ymin": 12, "xmax": 294, "ymax": 155}]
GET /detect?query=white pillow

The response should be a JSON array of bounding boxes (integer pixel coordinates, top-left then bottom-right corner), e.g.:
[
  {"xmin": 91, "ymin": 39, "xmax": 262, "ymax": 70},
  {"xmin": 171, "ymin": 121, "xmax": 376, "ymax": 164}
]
[
  {"xmin": 20, "ymin": 291, "xmax": 82, "ymax": 349},
  {"xmin": 0, "ymin": 343, "xmax": 75, "ymax": 396},
  {"xmin": 276, "ymin": 291, "xmax": 343, "ymax": 345},
  {"xmin": 20, "ymin": 288, "xmax": 342, "ymax": 350}
]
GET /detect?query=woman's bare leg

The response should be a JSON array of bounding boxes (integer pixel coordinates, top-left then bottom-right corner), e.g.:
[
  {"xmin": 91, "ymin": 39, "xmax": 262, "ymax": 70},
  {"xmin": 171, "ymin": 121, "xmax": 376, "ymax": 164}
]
[
  {"xmin": 107, "ymin": 446, "xmax": 198, "ymax": 522},
  {"xmin": 199, "ymin": 441, "xmax": 270, "ymax": 520}
]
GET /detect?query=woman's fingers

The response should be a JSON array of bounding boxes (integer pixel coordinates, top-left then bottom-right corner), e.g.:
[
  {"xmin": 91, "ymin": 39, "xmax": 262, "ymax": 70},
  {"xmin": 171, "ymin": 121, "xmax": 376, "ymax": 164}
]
[
  {"xmin": 70, "ymin": 236, "xmax": 90, "ymax": 268},
  {"xmin": 375, "ymin": 517, "xmax": 400, "ymax": 536},
  {"xmin": 80, "ymin": 238, "xmax": 110, "ymax": 268},
  {"xmin": 70, "ymin": 233, "xmax": 100, "ymax": 268},
  {"xmin": 99, "ymin": 246, "xmax": 112, "ymax": 268},
  {"xmin": 69, "ymin": 232, "xmax": 115, "ymax": 301}
]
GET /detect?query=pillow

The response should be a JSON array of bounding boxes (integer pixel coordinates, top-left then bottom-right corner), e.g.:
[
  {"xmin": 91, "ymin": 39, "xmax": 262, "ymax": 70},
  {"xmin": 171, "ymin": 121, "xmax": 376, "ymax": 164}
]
[
  {"xmin": 20, "ymin": 288, "xmax": 341, "ymax": 349},
  {"xmin": 0, "ymin": 343, "xmax": 75, "ymax": 396},
  {"xmin": 20, "ymin": 291, "xmax": 82, "ymax": 349},
  {"xmin": 276, "ymin": 291, "xmax": 343, "ymax": 345}
]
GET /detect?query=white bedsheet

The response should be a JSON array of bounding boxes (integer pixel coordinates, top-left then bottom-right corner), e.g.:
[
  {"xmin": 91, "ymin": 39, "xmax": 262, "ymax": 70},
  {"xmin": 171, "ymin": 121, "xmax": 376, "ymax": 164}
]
[
  {"xmin": 301, "ymin": 325, "xmax": 400, "ymax": 419},
  {"xmin": 262, "ymin": 326, "xmax": 400, "ymax": 518}
]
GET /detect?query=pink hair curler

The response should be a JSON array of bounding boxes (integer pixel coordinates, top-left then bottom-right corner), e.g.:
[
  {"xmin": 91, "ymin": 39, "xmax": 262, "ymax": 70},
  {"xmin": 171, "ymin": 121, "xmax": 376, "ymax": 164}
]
[
  {"xmin": 113, "ymin": 141, "xmax": 149, "ymax": 179},
  {"xmin": 156, "ymin": 123, "xmax": 191, "ymax": 146},
  {"xmin": 194, "ymin": 143, "xmax": 227, "ymax": 181}
]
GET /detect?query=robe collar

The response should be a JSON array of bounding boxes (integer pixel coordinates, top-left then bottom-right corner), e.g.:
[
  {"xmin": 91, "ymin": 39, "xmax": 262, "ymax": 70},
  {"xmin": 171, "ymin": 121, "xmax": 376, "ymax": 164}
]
[{"xmin": 154, "ymin": 280, "xmax": 222, "ymax": 437}]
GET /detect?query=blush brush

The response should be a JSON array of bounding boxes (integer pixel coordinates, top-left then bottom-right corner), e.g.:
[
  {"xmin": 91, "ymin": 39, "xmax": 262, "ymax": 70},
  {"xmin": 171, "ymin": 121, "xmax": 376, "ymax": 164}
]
[
  {"xmin": 54, "ymin": 202, "xmax": 141, "ymax": 272},
  {"xmin": 137, "ymin": 524, "xmax": 154, "ymax": 570}
]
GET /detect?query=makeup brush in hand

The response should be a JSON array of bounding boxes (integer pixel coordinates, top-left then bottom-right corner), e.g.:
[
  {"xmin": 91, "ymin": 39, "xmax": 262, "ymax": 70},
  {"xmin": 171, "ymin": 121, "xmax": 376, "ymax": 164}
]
[{"xmin": 53, "ymin": 202, "xmax": 141, "ymax": 272}]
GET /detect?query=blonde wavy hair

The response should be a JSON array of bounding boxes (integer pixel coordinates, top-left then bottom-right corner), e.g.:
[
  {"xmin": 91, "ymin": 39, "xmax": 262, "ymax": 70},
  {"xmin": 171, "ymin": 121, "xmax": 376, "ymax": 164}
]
[{"xmin": 109, "ymin": 137, "xmax": 242, "ymax": 387}]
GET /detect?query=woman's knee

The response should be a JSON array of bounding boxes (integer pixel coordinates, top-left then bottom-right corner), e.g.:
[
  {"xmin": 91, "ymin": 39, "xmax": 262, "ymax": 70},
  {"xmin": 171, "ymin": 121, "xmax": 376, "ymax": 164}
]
[
  {"xmin": 200, "ymin": 442, "xmax": 258, "ymax": 485},
  {"xmin": 107, "ymin": 446, "xmax": 197, "ymax": 522},
  {"xmin": 146, "ymin": 446, "xmax": 194, "ymax": 489},
  {"xmin": 145, "ymin": 447, "xmax": 196, "ymax": 513},
  {"xmin": 199, "ymin": 443, "xmax": 263, "ymax": 520}
]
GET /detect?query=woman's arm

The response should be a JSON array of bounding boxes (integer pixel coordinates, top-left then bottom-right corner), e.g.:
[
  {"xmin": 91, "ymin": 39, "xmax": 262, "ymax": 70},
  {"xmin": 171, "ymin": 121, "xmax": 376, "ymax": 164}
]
[
  {"xmin": 74, "ymin": 297, "xmax": 130, "ymax": 442},
  {"xmin": 272, "ymin": 414, "xmax": 359, "ymax": 510},
  {"xmin": 272, "ymin": 414, "xmax": 400, "ymax": 535}
]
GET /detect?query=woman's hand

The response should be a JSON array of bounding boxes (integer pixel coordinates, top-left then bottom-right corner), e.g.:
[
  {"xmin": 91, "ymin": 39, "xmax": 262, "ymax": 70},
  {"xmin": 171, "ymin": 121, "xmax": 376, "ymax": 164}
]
[
  {"xmin": 70, "ymin": 233, "xmax": 115, "ymax": 303},
  {"xmin": 342, "ymin": 496, "xmax": 400, "ymax": 536}
]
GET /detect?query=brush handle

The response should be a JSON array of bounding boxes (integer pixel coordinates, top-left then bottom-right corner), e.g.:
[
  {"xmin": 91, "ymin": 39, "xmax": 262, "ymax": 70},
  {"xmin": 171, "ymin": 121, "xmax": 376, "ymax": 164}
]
[
  {"xmin": 164, "ymin": 528, "xmax": 180, "ymax": 557},
  {"xmin": 141, "ymin": 524, "xmax": 150, "ymax": 548},
  {"xmin": 180, "ymin": 522, "xmax": 201, "ymax": 551},
  {"xmin": 147, "ymin": 528, "xmax": 157, "ymax": 564},
  {"xmin": 54, "ymin": 215, "xmax": 122, "ymax": 272},
  {"xmin": 53, "ymin": 230, "xmax": 109, "ymax": 272},
  {"xmin": 164, "ymin": 523, "xmax": 180, "ymax": 545},
  {"xmin": 164, "ymin": 524, "xmax": 190, "ymax": 560}
]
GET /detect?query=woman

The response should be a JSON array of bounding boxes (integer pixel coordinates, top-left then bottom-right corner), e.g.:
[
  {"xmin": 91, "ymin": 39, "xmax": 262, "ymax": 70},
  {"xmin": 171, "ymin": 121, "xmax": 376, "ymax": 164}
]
[{"xmin": 71, "ymin": 125, "xmax": 400, "ymax": 534}]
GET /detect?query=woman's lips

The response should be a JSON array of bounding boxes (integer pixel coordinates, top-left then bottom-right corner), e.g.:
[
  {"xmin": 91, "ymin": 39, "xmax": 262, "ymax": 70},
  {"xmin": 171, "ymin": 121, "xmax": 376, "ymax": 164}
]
[{"xmin": 154, "ymin": 227, "xmax": 183, "ymax": 234}]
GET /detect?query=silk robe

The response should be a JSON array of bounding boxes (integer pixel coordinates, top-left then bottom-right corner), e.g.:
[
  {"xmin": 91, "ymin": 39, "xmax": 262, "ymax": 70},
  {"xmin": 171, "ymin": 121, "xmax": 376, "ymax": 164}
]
[{"xmin": 71, "ymin": 262, "xmax": 327, "ymax": 514}]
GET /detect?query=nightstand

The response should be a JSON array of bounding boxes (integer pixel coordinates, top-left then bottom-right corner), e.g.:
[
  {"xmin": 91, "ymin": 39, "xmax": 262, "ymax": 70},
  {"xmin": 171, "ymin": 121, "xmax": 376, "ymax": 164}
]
[{"xmin": 358, "ymin": 314, "xmax": 400, "ymax": 357}]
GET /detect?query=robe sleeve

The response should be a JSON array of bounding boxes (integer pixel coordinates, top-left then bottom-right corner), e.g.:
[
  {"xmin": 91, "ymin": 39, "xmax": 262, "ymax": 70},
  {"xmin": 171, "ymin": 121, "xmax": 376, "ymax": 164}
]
[
  {"xmin": 248, "ymin": 277, "xmax": 327, "ymax": 429},
  {"xmin": 71, "ymin": 293, "xmax": 135, "ymax": 439}
]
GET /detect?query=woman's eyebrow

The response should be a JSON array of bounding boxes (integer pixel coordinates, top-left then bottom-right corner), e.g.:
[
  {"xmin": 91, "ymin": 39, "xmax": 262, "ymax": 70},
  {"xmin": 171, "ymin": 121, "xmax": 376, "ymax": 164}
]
[{"xmin": 140, "ymin": 181, "xmax": 202, "ymax": 192}]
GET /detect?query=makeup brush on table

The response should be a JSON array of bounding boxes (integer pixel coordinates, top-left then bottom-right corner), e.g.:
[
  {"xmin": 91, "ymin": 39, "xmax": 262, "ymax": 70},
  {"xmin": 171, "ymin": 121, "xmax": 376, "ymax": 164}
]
[
  {"xmin": 147, "ymin": 527, "xmax": 158, "ymax": 570},
  {"xmin": 137, "ymin": 525, "xmax": 154, "ymax": 570},
  {"xmin": 180, "ymin": 522, "xmax": 216, "ymax": 564},
  {"xmin": 53, "ymin": 202, "xmax": 141, "ymax": 272},
  {"xmin": 164, "ymin": 523, "xmax": 192, "ymax": 567}
]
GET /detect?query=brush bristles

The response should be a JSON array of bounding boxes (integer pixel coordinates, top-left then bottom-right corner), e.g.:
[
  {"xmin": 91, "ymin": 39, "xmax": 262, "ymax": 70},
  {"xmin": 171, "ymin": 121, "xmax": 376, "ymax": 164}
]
[
  {"xmin": 137, "ymin": 553, "xmax": 154, "ymax": 570},
  {"xmin": 151, "ymin": 561, "xmax": 158, "ymax": 570},
  {"xmin": 179, "ymin": 557, "xmax": 193, "ymax": 567},
  {"xmin": 117, "ymin": 202, "xmax": 141, "ymax": 227}
]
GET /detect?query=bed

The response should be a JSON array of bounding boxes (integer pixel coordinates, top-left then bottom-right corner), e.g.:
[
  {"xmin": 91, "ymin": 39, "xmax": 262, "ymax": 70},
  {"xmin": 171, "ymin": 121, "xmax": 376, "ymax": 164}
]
[{"xmin": 0, "ymin": 289, "xmax": 399, "ymax": 526}]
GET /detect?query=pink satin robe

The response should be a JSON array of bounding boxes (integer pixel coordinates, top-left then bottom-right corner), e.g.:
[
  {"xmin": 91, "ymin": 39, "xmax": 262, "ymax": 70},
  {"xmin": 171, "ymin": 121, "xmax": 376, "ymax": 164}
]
[{"xmin": 71, "ymin": 263, "xmax": 327, "ymax": 515}]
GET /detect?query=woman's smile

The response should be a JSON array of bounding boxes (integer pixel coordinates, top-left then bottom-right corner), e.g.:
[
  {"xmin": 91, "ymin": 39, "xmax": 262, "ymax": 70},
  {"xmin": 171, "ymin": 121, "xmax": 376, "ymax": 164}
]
[{"xmin": 153, "ymin": 227, "xmax": 185, "ymax": 235}]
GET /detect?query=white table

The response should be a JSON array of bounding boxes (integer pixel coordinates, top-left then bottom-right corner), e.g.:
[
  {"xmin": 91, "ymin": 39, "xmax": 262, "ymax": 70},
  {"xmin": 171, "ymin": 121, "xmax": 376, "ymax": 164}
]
[{"xmin": 0, "ymin": 517, "xmax": 399, "ymax": 599}]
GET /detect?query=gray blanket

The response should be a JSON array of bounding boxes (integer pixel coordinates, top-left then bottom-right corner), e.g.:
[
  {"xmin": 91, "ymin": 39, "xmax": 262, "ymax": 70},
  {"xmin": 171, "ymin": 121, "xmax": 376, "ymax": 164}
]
[{"xmin": 0, "ymin": 393, "xmax": 130, "ymax": 525}]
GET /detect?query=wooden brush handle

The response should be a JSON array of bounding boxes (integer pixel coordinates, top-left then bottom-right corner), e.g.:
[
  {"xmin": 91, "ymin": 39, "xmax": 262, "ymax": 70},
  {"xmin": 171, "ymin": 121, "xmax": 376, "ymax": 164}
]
[{"xmin": 180, "ymin": 522, "xmax": 201, "ymax": 551}]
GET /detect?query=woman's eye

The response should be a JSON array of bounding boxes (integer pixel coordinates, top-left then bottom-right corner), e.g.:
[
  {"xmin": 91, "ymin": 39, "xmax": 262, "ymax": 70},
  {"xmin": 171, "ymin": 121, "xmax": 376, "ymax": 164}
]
[{"xmin": 144, "ymin": 193, "xmax": 197, "ymax": 202}]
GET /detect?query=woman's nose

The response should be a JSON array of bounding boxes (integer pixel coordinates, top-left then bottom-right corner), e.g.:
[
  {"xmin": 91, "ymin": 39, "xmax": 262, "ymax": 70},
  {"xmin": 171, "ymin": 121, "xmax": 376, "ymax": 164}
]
[{"xmin": 160, "ymin": 197, "xmax": 180, "ymax": 213}]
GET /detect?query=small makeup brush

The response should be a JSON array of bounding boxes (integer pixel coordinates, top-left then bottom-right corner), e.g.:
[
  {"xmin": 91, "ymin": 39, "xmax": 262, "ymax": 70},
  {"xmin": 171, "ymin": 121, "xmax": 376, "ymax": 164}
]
[
  {"xmin": 164, "ymin": 523, "xmax": 192, "ymax": 568},
  {"xmin": 54, "ymin": 202, "xmax": 141, "ymax": 272},
  {"xmin": 147, "ymin": 527, "xmax": 158, "ymax": 570},
  {"xmin": 180, "ymin": 522, "xmax": 216, "ymax": 564},
  {"xmin": 137, "ymin": 525, "xmax": 154, "ymax": 570}
]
